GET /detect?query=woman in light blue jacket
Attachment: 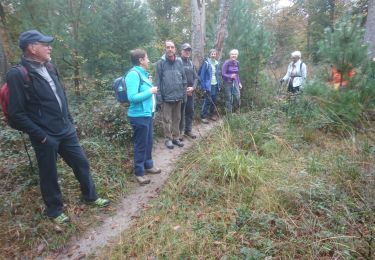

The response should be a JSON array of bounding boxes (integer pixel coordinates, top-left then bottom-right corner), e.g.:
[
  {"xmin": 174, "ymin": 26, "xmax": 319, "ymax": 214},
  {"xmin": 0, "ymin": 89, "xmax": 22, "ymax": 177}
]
[{"xmin": 125, "ymin": 49, "xmax": 161, "ymax": 185}]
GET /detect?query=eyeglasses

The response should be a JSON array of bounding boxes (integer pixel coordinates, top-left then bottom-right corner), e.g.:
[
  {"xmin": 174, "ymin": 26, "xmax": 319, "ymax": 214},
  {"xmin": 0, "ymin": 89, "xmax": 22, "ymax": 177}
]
[{"xmin": 34, "ymin": 42, "xmax": 52, "ymax": 47}]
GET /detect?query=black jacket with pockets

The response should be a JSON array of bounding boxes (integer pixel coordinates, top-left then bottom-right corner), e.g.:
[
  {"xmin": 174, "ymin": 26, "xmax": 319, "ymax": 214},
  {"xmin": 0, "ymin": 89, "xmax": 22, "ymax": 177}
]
[{"xmin": 7, "ymin": 57, "xmax": 74, "ymax": 142}]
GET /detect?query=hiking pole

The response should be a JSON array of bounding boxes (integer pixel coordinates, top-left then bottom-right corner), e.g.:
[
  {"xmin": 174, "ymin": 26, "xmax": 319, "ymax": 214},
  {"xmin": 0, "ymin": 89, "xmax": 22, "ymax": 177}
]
[
  {"xmin": 206, "ymin": 90, "xmax": 221, "ymax": 119},
  {"xmin": 19, "ymin": 131, "xmax": 36, "ymax": 175},
  {"xmin": 277, "ymin": 80, "xmax": 283, "ymax": 96},
  {"xmin": 230, "ymin": 81, "xmax": 235, "ymax": 113}
]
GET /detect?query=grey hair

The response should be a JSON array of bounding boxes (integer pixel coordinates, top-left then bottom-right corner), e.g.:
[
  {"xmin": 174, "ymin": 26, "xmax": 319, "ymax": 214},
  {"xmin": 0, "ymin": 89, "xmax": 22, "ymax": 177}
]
[
  {"xmin": 229, "ymin": 49, "xmax": 239, "ymax": 55},
  {"xmin": 291, "ymin": 51, "xmax": 301, "ymax": 58}
]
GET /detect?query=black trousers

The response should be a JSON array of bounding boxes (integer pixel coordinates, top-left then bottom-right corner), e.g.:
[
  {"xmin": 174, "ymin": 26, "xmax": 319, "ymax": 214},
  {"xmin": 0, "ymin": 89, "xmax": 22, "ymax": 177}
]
[
  {"xmin": 180, "ymin": 95, "xmax": 195, "ymax": 134},
  {"xmin": 287, "ymin": 80, "xmax": 300, "ymax": 93},
  {"xmin": 30, "ymin": 128, "xmax": 97, "ymax": 217}
]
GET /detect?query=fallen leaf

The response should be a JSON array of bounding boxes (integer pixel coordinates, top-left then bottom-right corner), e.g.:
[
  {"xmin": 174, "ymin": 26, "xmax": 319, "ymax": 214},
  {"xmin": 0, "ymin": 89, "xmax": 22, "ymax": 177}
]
[
  {"xmin": 37, "ymin": 243, "xmax": 45, "ymax": 254},
  {"xmin": 54, "ymin": 225, "xmax": 63, "ymax": 232},
  {"xmin": 173, "ymin": 225, "xmax": 181, "ymax": 231},
  {"xmin": 71, "ymin": 245, "xmax": 80, "ymax": 250},
  {"xmin": 73, "ymin": 253, "xmax": 86, "ymax": 260},
  {"xmin": 111, "ymin": 224, "xmax": 119, "ymax": 229}
]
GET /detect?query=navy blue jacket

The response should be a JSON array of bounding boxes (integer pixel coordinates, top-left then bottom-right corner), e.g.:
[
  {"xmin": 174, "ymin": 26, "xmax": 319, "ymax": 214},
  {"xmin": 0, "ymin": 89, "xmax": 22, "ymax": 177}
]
[
  {"xmin": 7, "ymin": 57, "xmax": 74, "ymax": 142},
  {"xmin": 199, "ymin": 57, "xmax": 221, "ymax": 92}
]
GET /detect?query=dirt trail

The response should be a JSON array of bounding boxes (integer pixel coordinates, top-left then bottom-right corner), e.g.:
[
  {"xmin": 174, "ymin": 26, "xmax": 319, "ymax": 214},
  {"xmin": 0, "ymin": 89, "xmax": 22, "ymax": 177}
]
[{"xmin": 49, "ymin": 120, "xmax": 220, "ymax": 260}]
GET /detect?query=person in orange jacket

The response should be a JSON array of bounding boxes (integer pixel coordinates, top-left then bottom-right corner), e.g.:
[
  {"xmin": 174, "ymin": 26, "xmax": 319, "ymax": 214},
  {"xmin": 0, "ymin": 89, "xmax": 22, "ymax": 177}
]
[{"xmin": 330, "ymin": 66, "xmax": 355, "ymax": 89}]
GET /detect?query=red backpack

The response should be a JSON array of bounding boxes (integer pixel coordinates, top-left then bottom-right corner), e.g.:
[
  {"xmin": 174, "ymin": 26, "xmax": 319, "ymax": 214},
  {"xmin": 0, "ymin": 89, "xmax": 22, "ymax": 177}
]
[{"xmin": 0, "ymin": 65, "xmax": 30, "ymax": 128}]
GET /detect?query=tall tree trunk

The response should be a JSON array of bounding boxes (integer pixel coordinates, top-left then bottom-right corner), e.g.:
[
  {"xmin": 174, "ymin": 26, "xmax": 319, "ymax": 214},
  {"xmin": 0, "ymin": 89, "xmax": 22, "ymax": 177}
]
[
  {"xmin": 365, "ymin": 0, "xmax": 375, "ymax": 58},
  {"xmin": 214, "ymin": 0, "xmax": 233, "ymax": 60},
  {"xmin": 329, "ymin": 0, "xmax": 335, "ymax": 29},
  {"xmin": 0, "ymin": 2, "xmax": 9, "ymax": 83},
  {"xmin": 68, "ymin": 0, "xmax": 83, "ymax": 96},
  {"xmin": 0, "ymin": 34, "xmax": 7, "ymax": 83},
  {"xmin": 191, "ymin": 0, "xmax": 205, "ymax": 68}
]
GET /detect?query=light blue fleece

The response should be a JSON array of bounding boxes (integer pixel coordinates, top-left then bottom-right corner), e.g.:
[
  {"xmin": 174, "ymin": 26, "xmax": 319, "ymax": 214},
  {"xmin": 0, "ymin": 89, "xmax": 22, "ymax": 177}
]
[{"xmin": 125, "ymin": 66, "xmax": 154, "ymax": 117}]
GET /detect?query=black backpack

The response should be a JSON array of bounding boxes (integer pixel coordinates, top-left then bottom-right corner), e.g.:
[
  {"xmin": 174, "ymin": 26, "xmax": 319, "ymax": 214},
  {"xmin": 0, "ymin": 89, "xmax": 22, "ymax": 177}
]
[{"xmin": 113, "ymin": 69, "xmax": 143, "ymax": 103}]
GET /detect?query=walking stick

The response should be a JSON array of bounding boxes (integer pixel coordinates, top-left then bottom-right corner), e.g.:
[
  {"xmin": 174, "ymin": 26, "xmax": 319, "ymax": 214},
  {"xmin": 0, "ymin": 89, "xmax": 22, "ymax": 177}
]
[
  {"xmin": 19, "ymin": 132, "xmax": 36, "ymax": 175},
  {"xmin": 230, "ymin": 81, "xmax": 235, "ymax": 113}
]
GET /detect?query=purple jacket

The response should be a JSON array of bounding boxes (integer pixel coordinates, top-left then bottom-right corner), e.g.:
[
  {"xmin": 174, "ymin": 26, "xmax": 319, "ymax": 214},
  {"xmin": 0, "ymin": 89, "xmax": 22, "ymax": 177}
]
[{"xmin": 222, "ymin": 59, "xmax": 241, "ymax": 85}]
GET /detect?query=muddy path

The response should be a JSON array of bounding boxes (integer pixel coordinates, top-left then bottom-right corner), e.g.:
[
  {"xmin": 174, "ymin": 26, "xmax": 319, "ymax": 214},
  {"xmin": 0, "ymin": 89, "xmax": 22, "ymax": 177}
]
[{"xmin": 48, "ymin": 120, "xmax": 220, "ymax": 260}]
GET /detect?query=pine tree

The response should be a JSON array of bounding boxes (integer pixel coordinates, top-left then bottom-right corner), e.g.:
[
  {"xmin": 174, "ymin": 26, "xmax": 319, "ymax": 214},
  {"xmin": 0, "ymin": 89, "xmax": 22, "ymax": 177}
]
[{"xmin": 318, "ymin": 15, "xmax": 367, "ymax": 89}]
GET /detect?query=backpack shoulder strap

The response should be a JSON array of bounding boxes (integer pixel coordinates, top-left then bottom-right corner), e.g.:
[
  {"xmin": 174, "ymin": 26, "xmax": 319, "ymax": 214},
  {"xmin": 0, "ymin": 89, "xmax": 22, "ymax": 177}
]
[
  {"xmin": 129, "ymin": 69, "xmax": 144, "ymax": 93},
  {"xmin": 45, "ymin": 62, "xmax": 58, "ymax": 77},
  {"xmin": 129, "ymin": 69, "xmax": 143, "ymax": 82},
  {"xmin": 14, "ymin": 65, "xmax": 31, "ymax": 84},
  {"xmin": 299, "ymin": 62, "xmax": 305, "ymax": 77}
]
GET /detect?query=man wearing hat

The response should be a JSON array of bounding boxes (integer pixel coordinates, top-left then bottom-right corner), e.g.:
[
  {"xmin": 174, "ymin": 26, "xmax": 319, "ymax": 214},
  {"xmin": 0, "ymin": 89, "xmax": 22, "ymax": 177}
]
[
  {"xmin": 179, "ymin": 43, "xmax": 198, "ymax": 139},
  {"xmin": 6, "ymin": 29, "xmax": 109, "ymax": 224}
]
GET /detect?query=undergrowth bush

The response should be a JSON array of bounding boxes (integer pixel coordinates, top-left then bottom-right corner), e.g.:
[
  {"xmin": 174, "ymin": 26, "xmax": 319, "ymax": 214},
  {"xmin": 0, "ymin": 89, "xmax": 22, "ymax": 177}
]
[
  {"xmin": 289, "ymin": 15, "xmax": 375, "ymax": 133},
  {"xmin": 298, "ymin": 82, "xmax": 363, "ymax": 131}
]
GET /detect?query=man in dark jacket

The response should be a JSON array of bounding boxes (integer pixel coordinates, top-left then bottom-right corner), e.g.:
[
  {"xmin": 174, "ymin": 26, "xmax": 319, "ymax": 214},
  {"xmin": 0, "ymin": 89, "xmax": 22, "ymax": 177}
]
[
  {"xmin": 7, "ymin": 30, "xmax": 109, "ymax": 224},
  {"xmin": 155, "ymin": 40, "xmax": 187, "ymax": 149},
  {"xmin": 179, "ymin": 43, "xmax": 198, "ymax": 139}
]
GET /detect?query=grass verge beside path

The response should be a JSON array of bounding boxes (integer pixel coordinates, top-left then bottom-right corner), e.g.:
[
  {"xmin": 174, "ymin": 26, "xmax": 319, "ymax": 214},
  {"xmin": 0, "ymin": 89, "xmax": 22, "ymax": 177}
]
[
  {"xmin": 0, "ymin": 134, "xmax": 133, "ymax": 258},
  {"xmin": 101, "ymin": 109, "xmax": 374, "ymax": 259}
]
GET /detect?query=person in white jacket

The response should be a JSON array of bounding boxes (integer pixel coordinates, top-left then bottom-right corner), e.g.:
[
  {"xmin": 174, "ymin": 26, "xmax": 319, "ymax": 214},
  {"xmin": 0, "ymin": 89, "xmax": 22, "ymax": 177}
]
[{"xmin": 280, "ymin": 51, "xmax": 307, "ymax": 93}]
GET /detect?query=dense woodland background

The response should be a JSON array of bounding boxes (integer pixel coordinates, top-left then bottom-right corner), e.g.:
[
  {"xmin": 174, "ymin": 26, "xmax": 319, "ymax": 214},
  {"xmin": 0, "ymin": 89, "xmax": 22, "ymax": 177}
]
[
  {"xmin": 0, "ymin": 0, "xmax": 374, "ymax": 258},
  {"xmin": 0, "ymin": 0, "xmax": 371, "ymax": 89}
]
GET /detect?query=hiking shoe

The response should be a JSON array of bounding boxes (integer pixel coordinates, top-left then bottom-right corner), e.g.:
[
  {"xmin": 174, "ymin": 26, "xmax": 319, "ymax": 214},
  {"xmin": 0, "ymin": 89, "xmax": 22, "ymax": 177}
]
[
  {"xmin": 165, "ymin": 139, "xmax": 174, "ymax": 149},
  {"xmin": 201, "ymin": 118, "xmax": 209, "ymax": 124},
  {"xmin": 172, "ymin": 139, "xmax": 184, "ymax": 147},
  {"xmin": 84, "ymin": 197, "xmax": 110, "ymax": 207},
  {"xmin": 184, "ymin": 131, "xmax": 197, "ymax": 139},
  {"xmin": 145, "ymin": 167, "xmax": 161, "ymax": 174},
  {"xmin": 53, "ymin": 213, "xmax": 70, "ymax": 224},
  {"xmin": 92, "ymin": 198, "xmax": 110, "ymax": 207},
  {"xmin": 135, "ymin": 175, "xmax": 151, "ymax": 185}
]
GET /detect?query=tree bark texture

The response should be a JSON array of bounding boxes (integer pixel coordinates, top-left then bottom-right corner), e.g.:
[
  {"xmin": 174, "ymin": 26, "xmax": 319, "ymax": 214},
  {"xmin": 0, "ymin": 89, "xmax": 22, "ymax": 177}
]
[
  {"xmin": 191, "ymin": 0, "xmax": 205, "ymax": 68},
  {"xmin": 0, "ymin": 2, "xmax": 9, "ymax": 83},
  {"xmin": 68, "ymin": 0, "xmax": 84, "ymax": 96},
  {"xmin": 365, "ymin": 0, "xmax": 375, "ymax": 58},
  {"xmin": 0, "ymin": 34, "xmax": 7, "ymax": 83},
  {"xmin": 214, "ymin": 0, "xmax": 233, "ymax": 60}
]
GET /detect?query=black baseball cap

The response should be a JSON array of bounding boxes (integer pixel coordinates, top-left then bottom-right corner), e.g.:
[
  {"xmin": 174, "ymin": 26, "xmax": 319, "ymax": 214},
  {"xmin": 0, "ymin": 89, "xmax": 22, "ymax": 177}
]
[
  {"xmin": 19, "ymin": 30, "xmax": 54, "ymax": 50},
  {"xmin": 181, "ymin": 43, "xmax": 192, "ymax": 51}
]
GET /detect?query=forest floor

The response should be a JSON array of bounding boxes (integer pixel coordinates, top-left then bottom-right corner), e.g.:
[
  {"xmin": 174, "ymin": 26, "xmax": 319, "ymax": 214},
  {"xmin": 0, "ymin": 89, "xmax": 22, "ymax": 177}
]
[
  {"xmin": 44, "ymin": 119, "xmax": 221, "ymax": 260},
  {"xmin": 1, "ymin": 94, "xmax": 374, "ymax": 258}
]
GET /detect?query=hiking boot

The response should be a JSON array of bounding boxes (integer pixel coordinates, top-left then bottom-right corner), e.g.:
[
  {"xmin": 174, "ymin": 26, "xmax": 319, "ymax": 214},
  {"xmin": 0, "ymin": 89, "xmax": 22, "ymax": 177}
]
[
  {"xmin": 201, "ymin": 118, "xmax": 209, "ymax": 124},
  {"xmin": 145, "ymin": 167, "xmax": 161, "ymax": 174},
  {"xmin": 92, "ymin": 198, "xmax": 110, "ymax": 207},
  {"xmin": 84, "ymin": 198, "xmax": 110, "ymax": 207},
  {"xmin": 165, "ymin": 139, "xmax": 174, "ymax": 149},
  {"xmin": 172, "ymin": 139, "xmax": 184, "ymax": 147},
  {"xmin": 184, "ymin": 131, "xmax": 197, "ymax": 139},
  {"xmin": 135, "ymin": 175, "xmax": 151, "ymax": 185},
  {"xmin": 53, "ymin": 213, "xmax": 70, "ymax": 224}
]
